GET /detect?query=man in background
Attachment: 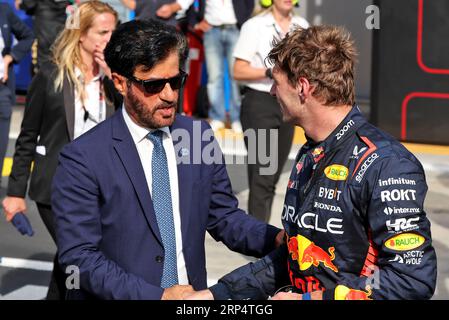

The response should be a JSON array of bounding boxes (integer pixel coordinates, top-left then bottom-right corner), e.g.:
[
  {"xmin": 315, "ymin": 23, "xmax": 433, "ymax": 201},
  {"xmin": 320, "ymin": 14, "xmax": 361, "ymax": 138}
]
[
  {"xmin": 15, "ymin": 0, "xmax": 70, "ymax": 73},
  {"xmin": 0, "ymin": 2, "xmax": 34, "ymax": 186}
]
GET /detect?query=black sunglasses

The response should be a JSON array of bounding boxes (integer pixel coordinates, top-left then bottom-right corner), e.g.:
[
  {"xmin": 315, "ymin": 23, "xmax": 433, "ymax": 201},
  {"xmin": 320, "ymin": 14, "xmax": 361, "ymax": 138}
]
[{"xmin": 128, "ymin": 71, "xmax": 187, "ymax": 94}]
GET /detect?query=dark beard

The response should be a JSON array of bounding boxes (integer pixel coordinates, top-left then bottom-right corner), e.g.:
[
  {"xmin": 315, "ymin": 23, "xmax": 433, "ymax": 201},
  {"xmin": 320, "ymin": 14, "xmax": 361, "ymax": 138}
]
[{"xmin": 125, "ymin": 84, "xmax": 177, "ymax": 129}]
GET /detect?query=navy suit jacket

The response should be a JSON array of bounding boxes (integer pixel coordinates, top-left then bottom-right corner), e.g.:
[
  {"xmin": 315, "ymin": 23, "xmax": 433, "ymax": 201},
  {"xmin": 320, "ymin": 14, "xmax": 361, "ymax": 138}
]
[
  {"xmin": 52, "ymin": 110, "xmax": 280, "ymax": 299},
  {"xmin": 0, "ymin": 3, "xmax": 34, "ymax": 101}
]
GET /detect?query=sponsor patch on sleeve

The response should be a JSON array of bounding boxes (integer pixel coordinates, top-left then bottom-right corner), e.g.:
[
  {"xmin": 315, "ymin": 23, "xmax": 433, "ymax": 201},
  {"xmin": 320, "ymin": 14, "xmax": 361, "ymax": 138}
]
[{"xmin": 384, "ymin": 233, "xmax": 425, "ymax": 251}]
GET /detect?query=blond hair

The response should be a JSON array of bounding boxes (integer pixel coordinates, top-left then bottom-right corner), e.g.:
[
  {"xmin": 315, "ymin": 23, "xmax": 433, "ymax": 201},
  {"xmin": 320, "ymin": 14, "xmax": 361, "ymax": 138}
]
[
  {"xmin": 52, "ymin": 1, "xmax": 117, "ymax": 101},
  {"xmin": 268, "ymin": 25, "xmax": 358, "ymax": 106}
]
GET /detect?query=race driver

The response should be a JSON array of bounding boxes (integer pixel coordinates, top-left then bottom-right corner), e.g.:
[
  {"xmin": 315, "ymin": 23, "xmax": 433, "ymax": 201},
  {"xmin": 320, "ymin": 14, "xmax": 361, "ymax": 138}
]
[{"xmin": 185, "ymin": 25, "xmax": 437, "ymax": 300}]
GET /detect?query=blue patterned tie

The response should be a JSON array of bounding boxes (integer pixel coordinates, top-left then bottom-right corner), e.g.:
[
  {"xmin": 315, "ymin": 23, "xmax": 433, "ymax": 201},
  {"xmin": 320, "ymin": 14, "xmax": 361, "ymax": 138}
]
[{"xmin": 148, "ymin": 130, "xmax": 178, "ymax": 288}]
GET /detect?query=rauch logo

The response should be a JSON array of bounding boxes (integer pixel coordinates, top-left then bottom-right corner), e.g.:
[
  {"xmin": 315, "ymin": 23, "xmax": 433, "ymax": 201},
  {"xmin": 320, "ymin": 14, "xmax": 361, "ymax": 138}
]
[
  {"xmin": 384, "ymin": 233, "xmax": 425, "ymax": 251},
  {"xmin": 324, "ymin": 165, "xmax": 349, "ymax": 181}
]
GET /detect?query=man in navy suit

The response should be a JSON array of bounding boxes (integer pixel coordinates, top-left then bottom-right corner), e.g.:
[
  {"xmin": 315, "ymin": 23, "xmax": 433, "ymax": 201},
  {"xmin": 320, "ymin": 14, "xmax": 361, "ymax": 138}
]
[
  {"xmin": 0, "ymin": 3, "xmax": 34, "ymax": 185},
  {"xmin": 51, "ymin": 19, "xmax": 283, "ymax": 300}
]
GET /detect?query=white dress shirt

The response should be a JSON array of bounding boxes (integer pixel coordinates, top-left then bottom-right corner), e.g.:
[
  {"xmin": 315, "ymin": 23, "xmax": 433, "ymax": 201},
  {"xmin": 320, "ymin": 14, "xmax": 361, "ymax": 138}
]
[
  {"xmin": 177, "ymin": 0, "xmax": 194, "ymax": 11},
  {"xmin": 178, "ymin": 0, "xmax": 237, "ymax": 26},
  {"xmin": 122, "ymin": 107, "xmax": 189, "ymax": 285},
  {"xmin": 233, "ymin": 12, "xmax": 310, "ymax": 93},
  {"xmin": 204, "ymin": 0, "xmax": 237, "ymax": 26},
  {"xmin": 73, "ymin": 68, "xmax": 107, "ymax": 139}
]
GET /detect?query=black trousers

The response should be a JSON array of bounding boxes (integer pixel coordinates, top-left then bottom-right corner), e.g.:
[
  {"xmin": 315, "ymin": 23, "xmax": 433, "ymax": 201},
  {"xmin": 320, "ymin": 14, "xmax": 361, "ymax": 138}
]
[
  {"xmin": 36, "ymin": 202, "xmax": 67, "ymax": 300},
  {"xmin": 240, "ymin": 88, "xmax": 294, "ymax": 222}
]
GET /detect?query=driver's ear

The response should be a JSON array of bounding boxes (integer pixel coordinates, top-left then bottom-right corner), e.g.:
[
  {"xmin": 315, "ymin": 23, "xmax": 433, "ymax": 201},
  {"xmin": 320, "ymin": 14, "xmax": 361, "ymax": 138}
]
[
  {"xmin": 298, "ymin": 77, "xmax": 314, "ymax": 99},
  {"xmin": 111, "ymin": 72, "xmax": 127, "ymax": 95}
]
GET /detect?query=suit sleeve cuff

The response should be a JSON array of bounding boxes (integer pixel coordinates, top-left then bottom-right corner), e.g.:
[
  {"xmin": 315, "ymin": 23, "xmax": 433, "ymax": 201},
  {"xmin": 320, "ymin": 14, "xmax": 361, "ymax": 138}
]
[
  {"xmin": 7, "ymin": 180, "xmax": 28, "ymax": 198},
  {"xmin": 265, "ymin": 225, "xmax": 282, "ymax": 252},
  {"xmin": 10, "ymin": 52, "xmax": 18, "ymax": 62}
]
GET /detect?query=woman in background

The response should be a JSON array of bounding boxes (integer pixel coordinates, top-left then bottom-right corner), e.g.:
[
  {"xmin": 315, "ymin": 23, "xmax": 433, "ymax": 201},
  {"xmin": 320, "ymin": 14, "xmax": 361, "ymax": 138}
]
[{"xmin": 2, "ymin": 1, "xmax": 121, "ymax": 299}]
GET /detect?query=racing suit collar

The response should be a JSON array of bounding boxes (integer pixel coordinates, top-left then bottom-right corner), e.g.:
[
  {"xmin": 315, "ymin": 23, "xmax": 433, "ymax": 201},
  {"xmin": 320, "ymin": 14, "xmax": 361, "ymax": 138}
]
[
  {"xmin": 311, "ymin": 104, "xmax": 366, "ymax": 155},
  {"xmin": 297, "ymin": 105, "xmax": 365, "ymax": 165}
]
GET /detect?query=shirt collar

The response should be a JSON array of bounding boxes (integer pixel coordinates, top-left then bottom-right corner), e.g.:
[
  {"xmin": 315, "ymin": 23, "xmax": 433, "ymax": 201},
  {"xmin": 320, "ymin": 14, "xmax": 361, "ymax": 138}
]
[
  {"xmin": 263, "ymin": 11, "xmax": 296, "ymax": 30},
  {"xmin": 122, "ymin": 105, "xmax": 171, "ymax": 145},
  {"xmin": 75, "ymin": 66, "xmax": 105, "ymax": 83}
]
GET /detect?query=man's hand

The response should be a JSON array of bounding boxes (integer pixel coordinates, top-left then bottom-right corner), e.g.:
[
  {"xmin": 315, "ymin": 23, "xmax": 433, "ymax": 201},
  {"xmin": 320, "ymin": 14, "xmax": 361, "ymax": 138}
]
[
  {"xmin": 156, "ymin": 3, "xmax": 181, "ymax": 19},
  {"xmin": 194, "ymin": 20, "xmax": 212, "ymax": 33},
  {"xmin": 275, "ymin": 230, "xmax": 285, "ymax": 247},
  {"xmin": 1, "ymin": 55, "xmax": 14, "ymax": 83},
  {"xmin": 120, "ymin": 0, "xmax": 136, "ymax": 10},
  {"xmin": 161, "ymin": 285, "xmax": 194, "ymax": 300},
  {"xmin": 15, "ymin": 0, "xmax": 22, "ymax": 10},
  {"xmin": 2, "ymin": 196, "xmax": 27, "ymax": 222},
  {"xmin": 184, "ymin": 289, "xmax": 214, "ymax": 300},
  {"xmin": 271, "ymin": 291, "xmax": 323, "ymax": 300}
]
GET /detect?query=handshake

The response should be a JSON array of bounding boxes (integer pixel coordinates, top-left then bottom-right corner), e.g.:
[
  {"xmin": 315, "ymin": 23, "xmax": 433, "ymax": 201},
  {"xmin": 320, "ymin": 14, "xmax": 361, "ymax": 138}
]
[
  {"xmin": 162, "ymin": 286, "xmax": 213, "ymax": 300},
  {"xmin": 162, "ymin": 285, "xmax": 321, "ymax": 300}
]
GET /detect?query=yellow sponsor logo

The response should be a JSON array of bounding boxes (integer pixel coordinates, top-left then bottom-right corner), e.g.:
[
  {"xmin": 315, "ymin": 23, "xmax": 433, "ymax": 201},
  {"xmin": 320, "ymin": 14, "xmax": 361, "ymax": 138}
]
[
  {"xmin": 324, "ymin": 165, "xmax": 349, "ymax": 181},
  {"xmin": 334, "ymin": 285, "xmax": 372, "ymax": 300},
  {"xmin": 384, "ymin": 233, "xmax": 425, "ymax": 251}
]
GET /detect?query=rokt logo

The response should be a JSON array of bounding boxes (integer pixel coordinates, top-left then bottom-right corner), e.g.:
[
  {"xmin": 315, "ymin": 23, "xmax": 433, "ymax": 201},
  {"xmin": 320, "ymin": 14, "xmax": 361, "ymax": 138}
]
[{"xmin": 381, "ymin": 189, "xmax": 417, "ymax": 202}]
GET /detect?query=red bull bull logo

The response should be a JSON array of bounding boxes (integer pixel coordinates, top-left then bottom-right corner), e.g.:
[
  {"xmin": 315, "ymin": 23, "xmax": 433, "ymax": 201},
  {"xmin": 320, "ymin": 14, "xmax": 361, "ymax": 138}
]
[
  {"xmin": 296, "ymin": 154, "xmax": 306, "ymax": 174},
  {"xmin": 312, "ymin": 147, "xmax": 325, "ymax": 163},
  {"xmin": 287, "ymin": 234, "xmax": 339, "ymax": 273},
  {"xmin": 335, "ymin": 285, "xmax": 372, "ymax": 300}
]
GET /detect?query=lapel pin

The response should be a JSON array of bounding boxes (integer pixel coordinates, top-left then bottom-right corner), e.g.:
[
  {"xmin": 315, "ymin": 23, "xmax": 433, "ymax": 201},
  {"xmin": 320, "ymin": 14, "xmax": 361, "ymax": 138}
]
[{"xmin": 180, "ymin": 148, "xmax": 189, "ymax": 157}]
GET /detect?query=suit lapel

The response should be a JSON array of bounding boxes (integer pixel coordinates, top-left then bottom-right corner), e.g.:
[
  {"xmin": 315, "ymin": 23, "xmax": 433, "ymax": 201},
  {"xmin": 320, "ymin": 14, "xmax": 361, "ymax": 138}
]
[
  {"xmin": 112, "ymin": 112, "xmax": 163, "ymax": 245},
  {"xmin": 63, "ymin": 76, "xmax": 75, "ymax": 141}
]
